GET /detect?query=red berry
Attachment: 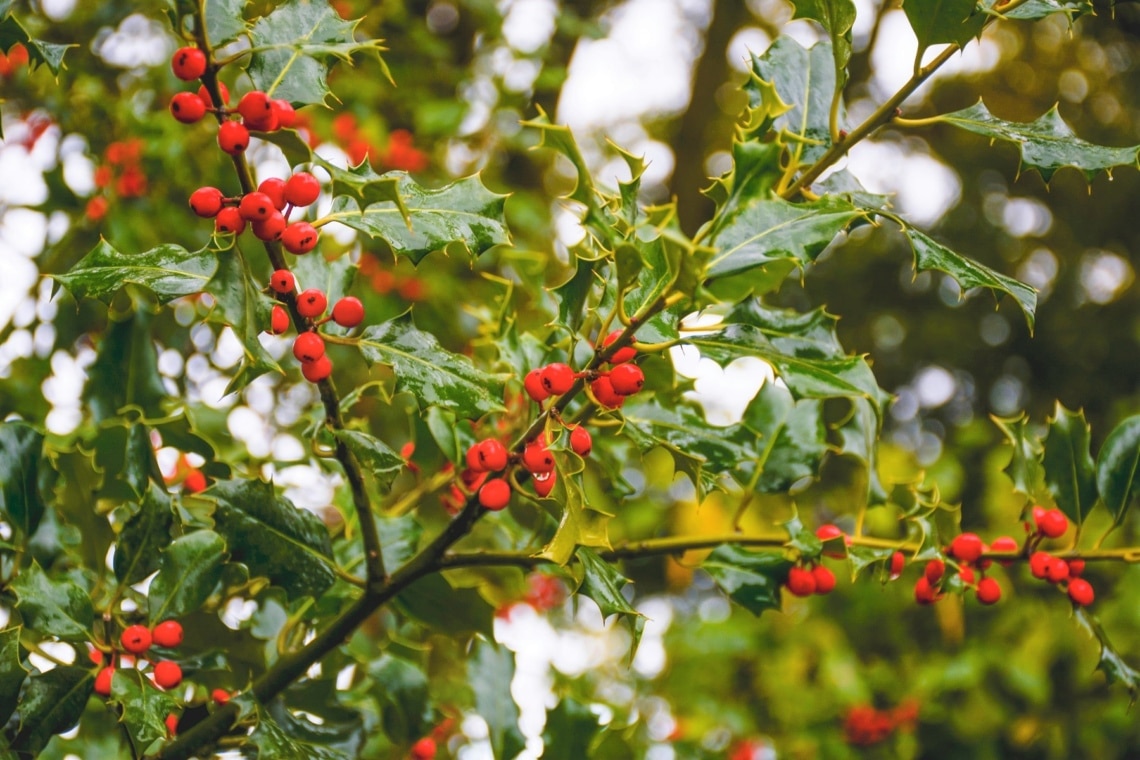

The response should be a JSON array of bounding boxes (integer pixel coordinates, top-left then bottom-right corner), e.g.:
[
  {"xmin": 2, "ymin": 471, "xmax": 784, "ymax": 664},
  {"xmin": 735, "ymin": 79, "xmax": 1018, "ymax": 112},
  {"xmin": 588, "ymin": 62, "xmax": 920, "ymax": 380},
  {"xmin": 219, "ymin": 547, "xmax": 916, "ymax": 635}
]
[
  {"xmin": 948, "ymin": 533, "xmax": 984, "ymax": 564},
  {"xmin": 302, "ymin": 354, "xmax": 333, "ymax": 383},
  {"xmin": 812, "ymin": 565, "xmax": 836, "ymax": 595},
  {"xmin": 889, "ymin": 551, "xmax": 905, "ymax": 580},
  {"xmin": 284, "ymin": 172, "xmax": 321, "ymax": 207},
  {"xmin": 270, "ymin": 305, "xmax": 289, "ymax": 335},
  {"xmin": 281, "ymin": 222, "xmax": 320, "ymax": 254},
  {"xmin": 121, "ymin": 624, "xmax": 152, "ymax": 654},
  {"xmin": 479, "ymin": 478, "xmax": 511, "ymax": 510},
  {"xmin": 152, "ymin": 620, "xmax": 183, "ymax": 648},
  {"xmin": 522, "ymin": 440, "xmax": 555, "ymax": 474},
  {"xmin": 94, "ymin": 666, "xmax": 114, "ymax": 696},
  {"xmin": 1067, "ymin": 558, "xmax": 1085, "ymax": 577},
  {"xmin": 602, "ymin": 330, "xmax": 636, "ymax": 364},
  {"xmin": 524, "ymin": 368, "xmax": 549, "ymax": 403},
  {"xmin": 990, "ymin": 535, "xmax": 1018, "ymax": 565},
  {"xmin": 214, "ymin": 206, "xmax": 245, "ymax": 234},
  {"xmin": 293, "ymin": 332, "xmax": 326, "ymax": 363},
  {"xmin": 270, "ymin": 269, "xmax": 296, "ymax": 294},
  {"xmin": 189, "ymin": 186, "xmax": 224, "ymax": 218},
  {"xmin": 211, "ymin": 688, "xmax": 231, "ymax": 705},
  {"xmin": 411, "ymin": 737, "xmax": 437, "ymax": 760},
  {"xmin": 1029, "ymin": 551, "xmax": 1054, "ymax": 580},
  {"xmin": 171, "ymin": 47, "xmax": 207, "ymax": 80},
  {"xmin": 258, "ymin": 177, "xmax": 288, "ymax": 210},
  {"xmin": 477, "ymin": 439, "xmax": 509, "ymax": 472},
  {"xmin": 1037, "ymin": 509, "xmax": 1068, "ymax": 539},
  {"xmin": 217, "ymin": 120, "xmax": 250, "ymax": 155},
  {"xmin": 153, "ymin": 660, "xmax": 182, "ymax": 689},
  {"xmin": 816, "ymin": 524, "xmax": 843, "ymax": 541},
  {"xmin": 786, "ymin": 566, "xmax": 816, "ymax": 597},
  {"xmin": 237, "ymin": 90, "xmax": 273, "ymax": 126},
  {"xmin": 609, "ymin": 364, "xmax": 645, "ymax": 395},
  {"xmin": 332, "ymin": 297, "xmax": 365, "ymax": 328},
  {"xmin": 958, "ymin": 565, "xmax": 975, "ymax": 585},
  {"xmin": 165, "ymin": 713, "xmax": 179, "ymax": 735},
  {"xmin": 183, "ymin": 469, "xmax": 207, "ymax": 493},
  {"xmin": 272, "ymin": 99, "xmax": 297, "ymax": 128},
  {"xmin": 169, "ymin": 92, "xmax": 207, "ymax": 124},
  {"xmin": 976, "ymin": 577, "xmax": 1001, "ymax": 605},
  {"xmin": 296, "ymin": 289, "xmax": 327, "ymax": 319},
  {"xmin": 1068, "ymin": 577, "xmax": 1095, "ymax": 606},
  {"xmin": 198, "ymin": 82, "xmax": 229, "ymax": 107},
  {"xmin": 238, "ymin": 191, "xmax": 275, "ymax": 222},
  {"xmin": 1030, "ymin": 505, "xmax": 1047, "ymax": 527},
  {"xmin": 251, "ymin": 210, "xmax": 286, "ymax": 241},
  {"xmin": 540, "ymin": 363, "xmax": 574, "ymax": 395},
  {"xmin": 914, "ymin": 576, "xmax": 939, "ymax": 605},
  {"xmin": 924, "ymin": 559, "xmax": 945, "ymax": 584},
  {"xmin": 590, "ymin": 375, "xmax": 625, "ymax": 409},
  {"xmin": 533, "ymin": 469, "xmax": 556, "ymax": 497},
  {"xmin": 570, "ymin": 426, "xmax": 592, "ymax": 457},
  {"xmin": 1045, "ymin": 558, "xmax": 1070, "ymax": 584}
]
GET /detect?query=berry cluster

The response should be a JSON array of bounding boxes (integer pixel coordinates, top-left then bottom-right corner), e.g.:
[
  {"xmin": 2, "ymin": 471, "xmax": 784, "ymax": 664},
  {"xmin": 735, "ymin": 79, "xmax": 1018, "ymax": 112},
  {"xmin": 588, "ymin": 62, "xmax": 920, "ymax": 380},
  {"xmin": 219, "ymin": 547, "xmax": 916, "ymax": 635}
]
[
  {"xmin": 523, "ymin": 330, "xmax": 645, "ymax": 410},
  {"xmin": 93, "ymin": 620, "xmax": 185, "ymax": 698},
  {"xmin": 327, "ymin": 113, "xmax": 429, "ymax": 172},
  {"xmin": 785, "ymin": 563, "xmax": 836, "ymax": 597},
  {"xmin": 843, "ymin": 700, "xmax": 919, "ymax": 747},
  {"xmin": 87, "ymin": 139, "xmax": 148, "ymax": 222},
  {"xmin": 189, "ymin": 171, "xmax": 321, "ymax": 250},
  {"xmin": 266, "ymin": 269, "xmax": 366, "ymax": 383}
]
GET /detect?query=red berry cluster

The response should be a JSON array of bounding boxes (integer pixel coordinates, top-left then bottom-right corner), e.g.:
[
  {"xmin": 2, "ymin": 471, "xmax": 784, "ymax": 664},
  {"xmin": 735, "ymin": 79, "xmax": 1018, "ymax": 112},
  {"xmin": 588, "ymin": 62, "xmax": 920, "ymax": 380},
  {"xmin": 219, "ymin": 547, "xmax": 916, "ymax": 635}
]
[
  {"xmin": 843, "ymin": 700, "xmax": 919, "ymax": 747},
  {"xmin": 0, "ymin": 42, "xmax": 28, "ymax": 78},
  {"xmin": 189, "ymin": 171, "xmax": 321, "ymax": 250},
  {"xmin": 266, "ymin": 269, "xmax": 366, "ymax": 384},
  {"xmin": 93, "ymin": 620, "xmax": 185, "ymax": 697},
  {"xmin": 327, "ymin": 114, "xmax": 429, "ymax": 171},
  {"xmin": 523, "ymin": 331, "xmax": 645, "ymax": 411},
  {"xmin": 785, "ymin": 563, "xmax": 836, "ymax": 597},
  {"xmin": 87, "ymin": 139, "xmax": 148, "ymax": 222}
]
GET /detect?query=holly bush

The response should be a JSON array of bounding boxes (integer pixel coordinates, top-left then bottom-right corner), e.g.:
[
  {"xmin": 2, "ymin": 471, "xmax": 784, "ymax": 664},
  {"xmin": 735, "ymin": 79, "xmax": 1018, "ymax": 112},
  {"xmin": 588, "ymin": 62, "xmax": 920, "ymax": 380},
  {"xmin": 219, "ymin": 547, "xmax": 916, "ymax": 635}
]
[{"xmin": 1, "ymin": 0, "xmax": 1139, "ymax": 758}]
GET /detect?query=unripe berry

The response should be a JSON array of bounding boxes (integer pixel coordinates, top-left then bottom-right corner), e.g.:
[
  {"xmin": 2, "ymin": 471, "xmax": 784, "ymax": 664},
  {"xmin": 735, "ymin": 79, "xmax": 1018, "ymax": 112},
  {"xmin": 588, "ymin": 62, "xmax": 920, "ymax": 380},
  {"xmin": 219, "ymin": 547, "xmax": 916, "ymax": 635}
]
[
  {"xmin": 1045, "ymin": 558, "xmax": 1070, "ymax": 584},
  {"xmin": 479, "ymin": 478, "xmax": 511, "ymax": 510},
  {"xmin": 524, "ymin": 368, "xmax": 549, "ymax": 403},
  {"xmin": 1029, "ymin": 551, "xmax": 1054, "ymax": 579},
  {"xmin": 540, "ymin": 363, "xmax": 574, "ymax": 395},
  {"xmin": 975, "ymin": 577, "xmax": 1001, "ymax": 605},
  {"xmin": 238, "ymin": 192, "xmax": 275, "ymax": 222},
  {"xmin": 217, "ymin": 120, "xmax": 250, "ymax": 155},
  {"xmin": 189, "ymin": 186, "xmax": 224, "ymax": 218},
  {"xmin": 889, "ymin": 551, "xmax": 905, "ymax": 580},
  {"xmin": 533, "ymin": 469, "xmax": 556, "ymax": 498},
  {"xmin": 590, "ymin": 375, "xmax": 625, "ymax": 409},
  {"xmin": 284, "ymin": 172, "xmax": 321, "ymax": 207},
  {"xmin": 786, "ymin": 566, "xmax": 816, "ymax": 597},
  {"xmin": 948, "ymin": 533, "xmax": 984, "ymax": 564},
  {"xmin": 215, "ymin": 206, "xmax": 245, "ymax": 234},
  {"xmin": 211, "ymin": 688, "xmax": 232, "ymax": 705},
  {"xmin": 293, "ymin": 332, "xmax": 326, "ymax": 363},
  {"xmin": 1036, "ymin": 508, "xmax": 1068, "ymax": 539},
  {"xmin": 198, "ymin": 82, "xmax": 229, "ymax": 107},
  {"xmin": 152, "ymin": 620, "xmax": 183, "ymax": 648},
  {"xmin": 477, "ymin": 439, "xmax": 509, "ymax": 472},
  {"xmin": 812, "ymin": 565, "xmax": 836, "ymax": 595},
  {"xmin": 914, "ymin": 576, "xmax": 939, "ymax": 605},
  {"xmin": 257, "ymin": 177, "xmax": 288, "ymax": 210},
  {"xmin": 281, "ymin": 222, "xmax": 320, "ymax": 254},
  {"xmin": 570, "ymin": 426, "xmax": 592, "ymax": 457},
  {"xmin": 272, "ymin": 99, "xmax": 297, "ymax": 128},
  {"xmin": 602, "ymin": 330, "xmax": 636, "ymax": 364},
  {"xmin": 94, "ymin": 666, "xmax": 114, "ymax": 696},
  {"xmin": 301, "ymin": 354, "xmax": 333, "ymax": 383},
  {"xmin": 296, "ymin": 289, "xmax": 327, "ymax": 318},
  {"xmin": 270, "ymin": 305, "xmax": 289, "ymax": 335},
  {"xmin": 153, "ymin": 660, "xmax": 182, "ymax": 689},
  {"xmin": 171, "ymin": 47, "xmax": 207, "ymax": 80},
  {"xmin": 1068, "ymin": 577, "xmax": 1095, "ymax": 606},
  {"xmin": 251, "ymin": 210, "xmax": 286, "ymax": 241},
  {"xmin": 522, "ymin": 440, "xmax": 555, "ymax": 474},
  {"xmin": 270, "ymin": 269, "xmax": 296, "ymax": 294},
  {"xmin": 331, "ymin": 297, "xmax": 365, "ymax": 328},
  {"xmin": 924, "ymin": 559, "xmax": 945, "ymax": 584},
  {"xmin": 169, "ymin": 92, "xmax": 207, "ymax": 124},
  {"xmin": 609, "ymin": 364, "xmax": 645, "ymax": 395},
  {"xmin": 121, "ymin": 624, "xmax": 152, "ymax": 654},
  {"xmin": 237, "ymin": 90, "xmax": 273, "ymax": 126},
  {"xmin": 411, "ymin": 737, "xmax": 437, "ymax": 760}
]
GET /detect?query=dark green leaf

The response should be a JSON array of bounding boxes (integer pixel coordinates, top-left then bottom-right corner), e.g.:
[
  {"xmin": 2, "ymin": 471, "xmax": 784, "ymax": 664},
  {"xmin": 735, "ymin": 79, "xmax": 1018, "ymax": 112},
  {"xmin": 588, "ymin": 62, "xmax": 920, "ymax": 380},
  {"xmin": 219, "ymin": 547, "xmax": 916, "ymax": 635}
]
[
  {"xmin": 10, "ymin": 667, "xmax": 92, "ymax": 756},
  {"xmin": 1043, "ymin": 403, "xmax": 1097, "ymax": 527},
  {"xmin": 1004, "ymin": 0, "xmax": 1092, "ymax": 21},
  {"xmin": 576, "ymin": 547, "xmax": 645, "ymax": 655},
  {"xmin": 469, "ymin": 640, "xmax": 526, "ymax": 760},
  {"xmin": 702, "ymin": 544, "xmax": 791, "ymax": 616},
  {"xmin": 1076, "ymin": 608, "xmax": 1140, "ymax": 704},
  {"xmin": 994, "ymin": 413, "xmax": 1047, "ymax": 501},
  {"xmin": 742, "ymin": 383, "xmax": 827, "ymax": 493},
  {"xmin": 357, "ymin": 315, "xmax": 507, "ymax": 418},
  {"xmin": 10, "ymin": 562, "xmax": 92, "ymax": 641},
  {"xmin": 424, "ymin": 406, "xmax": 475, "ymax": 465},
  {"xmin": 83, "ymin": 306, "xmax": 168, "ymax": 423},
  {"xmin": 750, "ymin": 36, "xmax": 842, "ymax": 164},
  {"xmin": 110, "ymin": 669, "xmax": 180, "ymax": 750},
  {"xmin": 783, "ymin": 514, "xmax": 823, "ymax": 557},
  {"xmin": 205, "ymin": 247, "xmax": 282, "ymax": 393},
  {"xmin": 542, "ymin": 697, "xmax": 603, "ymax": 760},
  {"xmin": 538, "ymin": 455, "xmax": 612, "ymax": 565},
  {"xmin": 0, "ymin": 627, "xmax": 27, "ymax": 727},
  {"xmin": 332, "ymin": 429, "xmax": 403, "ymax": 490},
  {"xmin": 848, "ymin": 545, "xmax": 896, "ymax": 577},
  {"xmin": 904, "ymin": 227, "xmax": 1037, "ymax": 331},
  {"xmin": 204, "ymin": 0, "xmax": 247, "ymax": 47},
  {"xmin": 903, "ymin": 0, "xmax": 987, "ymax": 62},
  {"xmin": 0, "ymin": 16, "xmax": 73, "ymax": 75},
  {"xmin": 816, "ymin": 169, "xmax": 892, "ymax": 210},
  {"xmin": 930, "ymin": 100, "xmax": 1140, "ymax": 182},
  {"xmin": 700, "ymin": 141, "xmax": 784, "ymax": 242},
  {"xmin": 1096, "ymin": 415, "xmax": 1140, "ymax": 528},
  {"xmin": 0, "ymin": 421, "xmax": 44, "ymax": 539},
  {"xmin": 551, "ymin": 257, "xmax": 598, "ymax": 332},
  {"xmin": 789, "ymin": 0, "xmax": 856, "ymax": 90},
  {"xmin": 267, "ymin": 686, "xmax": 363, "ymax": 758},
  {"xmin": 148, "ymin": 530, "xmax": 227, "ymax": 622},
  {"xmin": 396, "ymin": 574, "xmax": 494, "ymax": 637},
  {"xmin": 50, "ymin": 447, "xmax": 115, "ymax": 571},
  {"xmin": 113, "ymin": 482, "xmax": 174, "ymax": 585},
  {"xmin": 53, "ymin": 241, "xmax": 215, "ymax": 305},
  {"xmin": 210, "ymin": 479, "xmax": 336, "ymax": 599},
  {"xmin": 376, "ymin": 514, "xmax": 421, "ymax": 573},
  {"xmin": 621, "ymin": 233, "xmax": 712, "ymax": 321},
  {"xmin": 249, "ymin": 705, "xmax": 348, "ymax": 759},
  {"xmin": 326, "ymin": 174, "xmax": 510, "ymax": 264},
  {"xmin": 93, "ymin": 421, "xmax": 162, "ymax": 503},
  {"xmin": 836, "ymin": 397, "xmax": 889, "ymax": 505},
  {"xmin": 368, "ymin": 654, "xmax": 430, "ymax": 744},
  {"xmin": 248, "ymin": 0, "xmax": 384, "ymax": 106}
]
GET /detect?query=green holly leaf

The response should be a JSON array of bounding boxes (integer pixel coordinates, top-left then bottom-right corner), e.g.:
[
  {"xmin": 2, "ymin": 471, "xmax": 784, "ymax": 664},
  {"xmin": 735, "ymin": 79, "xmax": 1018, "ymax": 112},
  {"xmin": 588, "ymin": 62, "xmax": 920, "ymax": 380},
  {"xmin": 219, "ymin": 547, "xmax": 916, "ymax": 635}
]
[
  {"xmin": 249, "ymin": 705, "xmax": 349, "ymax": 760},
  {"xmin": 324, "ymin": 173, "xmax": 510, "ymax": 264},
  {"xmin": 10, "ymin": 562, "xmax": 92, "ymax": 641},
  {"xmin": 1042, "ymin": 403, "xmax": 1097, "ymax": 527},
  {"xmin": 205, "ymin": 247, "xmax": 283, "ymax": 394},
  {"xmin": 903, "ymin": 0, "xmax": 987, "ymax": 63},
  {"xmin": 204, "ymin": 0, "xmax": 248, "ymax": 47},
  {"xmin": 700, "ymin": 141, "xmax": 784, "ymax": 243},
  {"xmin": 994, "ymin": 413, "xmax": 1047, "ymax": 502},
  {"xmin": 248, "ymin": 0, "xmax": 385, "ymax": 106},
  {"xmin": 742, "ymin": 383, "xmax": 828, "ymax": 493},
  {"xmin": 702, "ymin": 544, "xmax": 791, "ymax": 616},
  {"xmin": 113, "ymin": 483, "xmax": 175, "ymax": 585},
  {"xmin": 847, "ymin": 545, "xmax": 897, "ymax": 578},
  {"xmin": 836, "ymin": 397, "xmax": 889, "ymax": 505},
  {"xmin": 468, "ymin": 640, "xmax": 526, "ymax": 760},
  {"xmin": 929, "ymin": 100, "xmax": 1140, "ymax": 182},
  {"xmin": 538, "ymin": 459, "xmax": 612, "ymax": 565},
  {"xmin": 110, "ymin": 669, "xmax": 180, "ymax": 750},
  {"xmin": 53, "ymin": 241, "xmax": 215, "ymax": 306},
  {"xmin": 331, "ymin": 429, "xmax": 404, "ymax": 491},
  {"xmin": 0, "ymin": 16, "xmax": 73, "ymax": 76},
  {"xmin": 50, "ymin": 447, "xmax": 115, "ymax": 571},
  {"xmin": 209, "ymin": 479, "xmax": 336, "ymax": 600},
  {"xmin": 520, "ymin": 107, "xmax": 608, "ymax": 216},
  {"xmin": 816, "ymin": 169, "xmax": 892, "ymax": 210},
  {"xmin": 0, "ymin": 627, "xmax": 27, "ymax": 727},
  {"xmin": 368, "ymin": 655, "xmax": 430, "ymax": 745},
  {"xmin": 0, "ymin": 421, "xmax": 44, "ymax": 540},
  {"xmin": 92, "ymin": 421, "xmax": 162, "ymax": 503},
  {"xmin": 9, "ymin": 666, "xmax": 92, "ymax": 757},
  {"xmin": 576, "ymin": 547, "xmax": 645, "ymax": 655},
  {"xmin": 149, "ymin": 530, "xmax": 227, "ymax": 622},
  {"xmin": 357, "ymin": 315, "xmax": 507, "ymax": 418},
  {"xmin": 82, "ymin": 306, "xmax": 168, "ymax": 423},
  {"xmin": 542, "ymin": 697, "xmax": 603, "ymax": 760},
  {"xmin": 903, "ymin": 227, "xmax": 1037, "ymax": 331},
  {"xmin": 750, "ymin": 36, "xmax": 843, "ymax": 164},
  {"xmin": 1076, "ymin": 608, "xmax": 1140, "ymax": 704},
  {"xmin": 1003, "ymin": 0, "xmax": 1092, "ymax": 21},
  {"xmin": 551, "ymin": 257, "xmax": 598, "ymax": 333},
  {"xmin": 1096, "ymin": 415, "xmax": 1140, "ymax": 529},
  {"xmin": 396, "ymin": 573, "xmax": 494, "ymax": 637},
  {"xmin": 267, "ymin": 683, "xmax": 364, "ymax": 758},
  {"xmin": 621, "ymin": 233, "xmax": 713, "ymax": 321},
  {"xmin": 788, "ymin": 0, "xmax": 856, "ymax": 92}
]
